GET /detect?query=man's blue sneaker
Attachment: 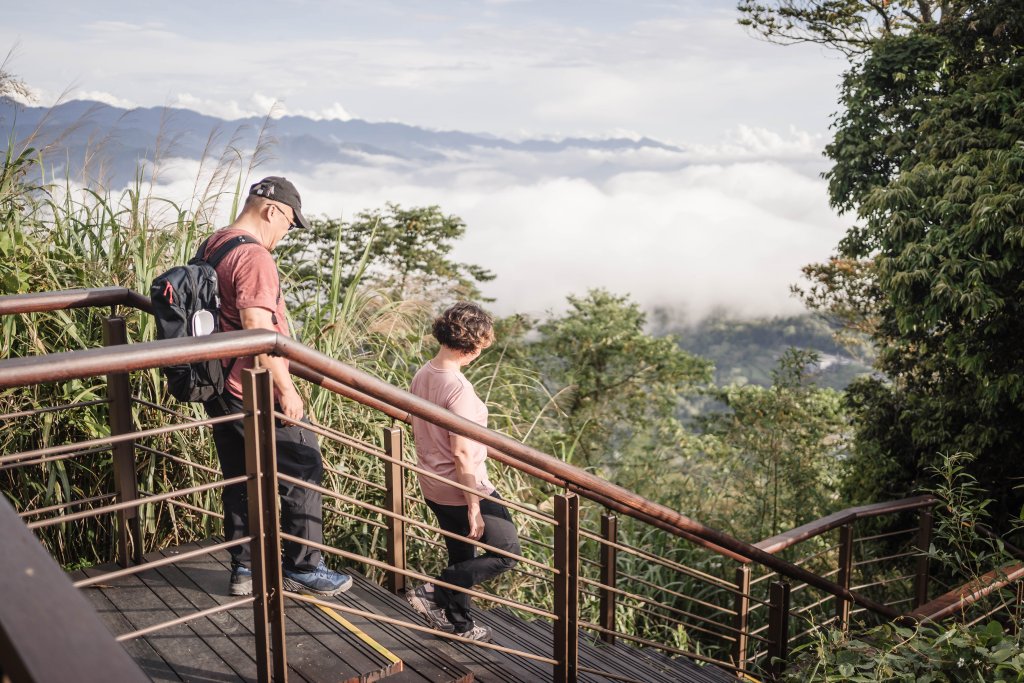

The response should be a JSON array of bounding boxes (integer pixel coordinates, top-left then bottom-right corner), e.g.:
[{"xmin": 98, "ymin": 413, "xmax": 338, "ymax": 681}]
[
  {"xmin": 282, "ymin": 560, "xmax": 353, "ymax": 597},
  {"xmin": 230, "ymin": 564, "xmax": 253, "ymax": 597}
]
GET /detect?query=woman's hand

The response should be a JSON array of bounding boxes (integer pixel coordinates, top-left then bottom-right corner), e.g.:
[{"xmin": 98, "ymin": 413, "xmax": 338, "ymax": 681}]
[{"xmin": 467, "ymin": 506, "xmax": 485, "ymax": 540}]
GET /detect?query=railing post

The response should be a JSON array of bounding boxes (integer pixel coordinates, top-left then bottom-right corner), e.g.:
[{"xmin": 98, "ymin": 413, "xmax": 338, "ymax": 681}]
[
  {"xmin": 835, "ymin": 523, "xmax": 854, "ymax": 630},
  {"xmin": 767, "ymin": 580, "xmax": 790, "ymax": 682},
  {"xmin": 914, "ymin": 508, "xmax": 934, "ymax": 608},
  {"xmin": 599, "ymin": 512, "xmax": 617, "ymax": 644},
  {"xmin": 103, "ymin": 316, "xmax": 143, "ymax": 567},
  {"xmin": 732, "ymin": 563, "xmax": 751, "ymax": 675},
  {"xmin": 553, "ymin": 493, "xmax": 579, "ymax": 683},
  {"xmin": 383, "ymin": 426, "xmax": 407, "ymax": 595},
  {"xmin": 1014, "ymin": 581, "xmax": 1024, "ymax": 636},
  {"xmin": 244, "ymin": 368, "xmax": 288, "ymax": 682}
]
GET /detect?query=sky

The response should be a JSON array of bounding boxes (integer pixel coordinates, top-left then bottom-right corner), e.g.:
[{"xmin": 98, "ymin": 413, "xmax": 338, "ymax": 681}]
[{"xmin": 2, "ymin": 0, "xmax": 852, "ymax": 320}]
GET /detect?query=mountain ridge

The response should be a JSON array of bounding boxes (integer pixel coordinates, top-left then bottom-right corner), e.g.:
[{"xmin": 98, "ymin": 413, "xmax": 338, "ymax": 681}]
[{"xmin": 0, "ymin": 98, "xmax": 682, "ymax": 184}]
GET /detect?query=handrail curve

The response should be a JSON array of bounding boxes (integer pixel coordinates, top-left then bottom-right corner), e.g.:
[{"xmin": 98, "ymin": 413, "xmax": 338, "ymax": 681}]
[
  {"xmin": 754, "ymin": 495, "xmax": 938, "ymax": 556},
  {"xmin": 909, "ymin": 563, "xmax": 1024, "ymax": 622}
]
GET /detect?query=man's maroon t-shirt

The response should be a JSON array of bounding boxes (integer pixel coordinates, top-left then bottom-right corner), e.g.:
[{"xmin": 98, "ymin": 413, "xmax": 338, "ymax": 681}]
[{"xmin": 205, "ymin": 228, "xmax": 290, "ymax": 399}]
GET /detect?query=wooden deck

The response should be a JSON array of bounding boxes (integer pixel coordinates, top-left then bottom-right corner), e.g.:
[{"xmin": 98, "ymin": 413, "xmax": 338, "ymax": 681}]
[{"xmin": 74, "ymin": 539, "xmax": 738, "ymax": 683}]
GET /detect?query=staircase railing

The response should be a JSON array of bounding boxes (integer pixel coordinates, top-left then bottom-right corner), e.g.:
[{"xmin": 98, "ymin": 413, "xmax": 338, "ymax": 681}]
[{"xmin": 0, "ymin": 287, "xmax": 1015, "ymax": 682}]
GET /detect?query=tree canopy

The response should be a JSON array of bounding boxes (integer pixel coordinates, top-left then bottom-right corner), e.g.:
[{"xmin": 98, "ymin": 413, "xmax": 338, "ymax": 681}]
[{"xmin": 782, "ymin": 0, "xmax": 1024, "ymax": 526}]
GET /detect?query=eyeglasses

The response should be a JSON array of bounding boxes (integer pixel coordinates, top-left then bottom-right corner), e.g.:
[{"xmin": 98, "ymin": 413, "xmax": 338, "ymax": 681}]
[{"xmin": 271, "ymin": 203, "xmax": 298, "ymax": 231}]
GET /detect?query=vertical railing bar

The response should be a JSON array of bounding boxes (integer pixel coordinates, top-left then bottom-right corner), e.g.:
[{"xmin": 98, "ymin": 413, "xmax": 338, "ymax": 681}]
[
  {"xmin": 767, "ymin": 580, "xmax": 790, "ymax": 682},
  {"xmin": 732, "ymin": 563, "xmax": 751, "ymax": 674},
  {"xmin": 261, "ymin": 372, "xmax": 288, "ymax": 682},
  {"xmin": 553, "ymin": 494, "xmax": 569, "ymax": 683},
  {"xmin": 383, "ymin": 426, "xmax": 406, "ymax": 595},
  {"xmin": 599, "ymin": 513, "xmax": 617, "ymax": 644},
  {"xmin": 567, "ymin": 493, "xmax": 579, "ymax": 683},
  {"xmin": 104, "ymin": 316, "xmax": 142, "ymax": 567},
  {"xmin": 243, "ymin": 369, "xmax": 271, "ymax": 682},
  {"xmin": 914, "ymin": 509, "xmax": 934, "ymax": 608},
  {"xmin": 836, "ymin": 524, "xmax": 854, "ymax": 630},
  {"xmin": 246, "ymin": 368, "xmax": 289, "ymax": 681}
]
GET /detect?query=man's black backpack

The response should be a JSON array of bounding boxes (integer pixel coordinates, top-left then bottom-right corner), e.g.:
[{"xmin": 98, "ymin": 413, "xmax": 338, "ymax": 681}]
[{"xmin": 150, "ymin": 235, "xmax": 260, "ymax": 402}]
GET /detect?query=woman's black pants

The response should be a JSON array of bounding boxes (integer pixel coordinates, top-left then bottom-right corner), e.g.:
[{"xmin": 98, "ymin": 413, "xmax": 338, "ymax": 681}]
[{"xmin": 426, "ymin": 493, "xmax": 521, "ymax": 633}]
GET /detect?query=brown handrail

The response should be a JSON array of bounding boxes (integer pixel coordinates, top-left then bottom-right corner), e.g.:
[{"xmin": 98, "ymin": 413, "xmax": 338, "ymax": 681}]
[
  {"xmin": 0, "ymin": 319, "xmax": 901, "ymax": 620},
  {"xmin": 278, "ymin": 334, "xmax": 902, "ymax": 619},
  {"xmin": 909, "ymin": 564, "xmax": 1024, "ymax": 622},
  {"xmin": 754, "ymin": 495, "xmax": 938, "ymax": 556},
  {"xmin": 0, "ymin": 286, "xmax": 152, "ymax": 315}
]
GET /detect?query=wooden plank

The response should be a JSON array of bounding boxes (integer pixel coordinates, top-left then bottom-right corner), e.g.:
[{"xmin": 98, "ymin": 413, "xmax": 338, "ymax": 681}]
[
  {"xmin": 156, "ymin": 544, "xmax": 312, "ymax": 682},
  {"xmin": 73, "ymin": 574, "xmax": 181, "ymax": 681},
  {"xmin": 136, "ymin": 557, "xmax": 260, "ymax": 681},
  {"xmin": 335, "ymin": 575, "xmax": 476, "ymax": 683},
  {"xmin": 436, "ymin": 608, "xmax": 550, "ymax": 683},
  {"xmin": 286, "ymin": 599, "xmax": 400, "ymax": 682},
  {"xmin": 76, "ymin": 537, "xmax": 738, "ymax": 683},
  {"xmin": 79, "ymin": 564, "xmax": 244, "ymax": 682},
  {"xmin": 198, "ymin": 545, "xmax": 398, "ymax": 683}
]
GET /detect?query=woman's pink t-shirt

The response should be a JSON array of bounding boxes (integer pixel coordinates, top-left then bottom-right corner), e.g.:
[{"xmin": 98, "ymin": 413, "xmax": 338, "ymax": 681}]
[{"xmin": 409, "ymin": 361, "xmax": 495, "ymax": 506}]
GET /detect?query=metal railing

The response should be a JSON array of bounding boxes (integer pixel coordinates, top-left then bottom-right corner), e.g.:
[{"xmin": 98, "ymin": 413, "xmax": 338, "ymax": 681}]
[
  {"xmin": 0, "ymin": 286, "xmax": 1016, "ymax": 682},
  {"xmin": 737, "ymin": 496, "xmax": 938, "ymax": 677}
]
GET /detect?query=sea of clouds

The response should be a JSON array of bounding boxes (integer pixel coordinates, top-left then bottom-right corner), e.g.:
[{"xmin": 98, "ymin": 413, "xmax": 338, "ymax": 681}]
[{"xmin": 131, "ymin": 124, "xmax": 847, "ymax": 322}]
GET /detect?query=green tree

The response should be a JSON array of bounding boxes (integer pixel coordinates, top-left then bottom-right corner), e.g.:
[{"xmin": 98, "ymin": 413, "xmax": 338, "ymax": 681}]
[
  {"xmin": 531, "ymin": 289, "xmax": 712, "ymax": 472},
  {"xmin": 775, "ymin": 0, "xmax": 1024, "ymax": 527},
  {"xmin": 698, "ymin": 349, "xmax": 848, "ymax": 539},
  {"xmin": 739, "ymin": 0, "xmax": 944, "ymax": 55},
  {"xmin": 282, "ymin": 203, "xmax": 494, "ymax": 309}
]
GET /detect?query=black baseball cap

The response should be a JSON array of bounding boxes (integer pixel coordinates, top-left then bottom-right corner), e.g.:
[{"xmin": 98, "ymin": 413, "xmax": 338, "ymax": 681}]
[{"xmin": 249, "ymin": 176, "xmax": 310, "ymax": 230}]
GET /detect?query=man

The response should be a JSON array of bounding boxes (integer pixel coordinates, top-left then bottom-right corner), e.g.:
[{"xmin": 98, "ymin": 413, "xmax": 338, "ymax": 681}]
[{"xmin": 203, "ymin": 176, "xmax": 351, "ymax": 598}]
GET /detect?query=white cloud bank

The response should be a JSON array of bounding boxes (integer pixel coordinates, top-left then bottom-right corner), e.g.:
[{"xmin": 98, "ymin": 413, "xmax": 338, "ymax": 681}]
[{"xmin": 136, "ymin": 125, "xmax": 843, "ymax": 322}]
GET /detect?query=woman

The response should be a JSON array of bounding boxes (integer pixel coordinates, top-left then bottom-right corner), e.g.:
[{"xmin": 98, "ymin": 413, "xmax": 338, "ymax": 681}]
[{"xmin": 405, "ymin": 302, "xmax": 520, "ymax": 643}]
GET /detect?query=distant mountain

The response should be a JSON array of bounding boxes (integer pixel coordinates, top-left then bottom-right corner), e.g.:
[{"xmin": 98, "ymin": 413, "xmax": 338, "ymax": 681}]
[
  {"xmin": 0, "ymin": 98, "xmax": 682, "ymax": 186},
  {"xmin": 655, "ymin": 312, "xmax": 873, "ymax": 391}
]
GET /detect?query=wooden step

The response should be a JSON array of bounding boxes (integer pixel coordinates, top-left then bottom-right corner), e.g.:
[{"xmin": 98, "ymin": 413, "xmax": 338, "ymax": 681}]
[
  {"xmin": 71, "ymin": 538, "xmax": 739, "ymax": 682},
  {"xmin": 75, "ymin": 543, "xmax": 403, "ymax": 683}
]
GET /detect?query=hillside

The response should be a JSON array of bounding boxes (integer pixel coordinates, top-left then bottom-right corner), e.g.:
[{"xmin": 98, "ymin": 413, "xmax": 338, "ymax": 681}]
[{"xmin": 657, "ymin": 312, "xmax": 872, "ymax": 390}]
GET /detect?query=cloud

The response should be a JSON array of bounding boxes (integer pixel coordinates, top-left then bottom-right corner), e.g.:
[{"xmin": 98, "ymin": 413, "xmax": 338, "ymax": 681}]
[
  {"xmin": 292, "ymin": 102, "xmax": 356, "ymax": 122},
  {"xmin": 170, "ymin": 93, "xmax": 267, "ymax": 121},
  {"xmin": 132, "ymin": 125, "xmax": 842, "ymax": 322},
  {"xmin": 76, "ymin": 90, "xmax": 138, "ymax": 110},
  {"xmin": 686, "ymin": 126, "xmax": 829, "ymax": 163},
  {"xmin": 9, "ymin": 3, "xmax": 843, "ymax": 145}
]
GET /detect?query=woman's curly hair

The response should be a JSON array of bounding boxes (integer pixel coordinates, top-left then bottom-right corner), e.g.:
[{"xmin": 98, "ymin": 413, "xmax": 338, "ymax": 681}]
[{"xmin": 432, "ymin": 302, "xmax": 494, "ymax": 353}]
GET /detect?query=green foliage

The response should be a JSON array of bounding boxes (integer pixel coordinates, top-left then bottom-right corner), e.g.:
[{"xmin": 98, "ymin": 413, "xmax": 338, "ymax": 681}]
[
  {"xmin": 697, "ymin": 349, "xmax": 848, "ymax": 538},
  {"xmin": 792, "ymin": 0, "xmax": 1024, "ymax": 528},
  {"xmin": 786, "ymin": 452, "xmax": 1024, "ymax": 682},
  {"xmin": 786, "ymin": 620, "xmax": 1024, "ymax": 682},
  {"xmin": 281, "ymin": 203, "xmax": 495, "ymax": 308},
  {"xmin": 531, "ymin": 289, "xmax": 712, "ymax": 471}
]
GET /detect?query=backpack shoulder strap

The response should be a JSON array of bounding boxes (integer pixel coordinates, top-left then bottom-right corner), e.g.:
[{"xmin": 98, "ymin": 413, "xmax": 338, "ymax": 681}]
[
  {"xmin": 194, "ymin": 237, "xmax": 211, "ymax": 261},
  {"xmin": 202, "ymin": 234, "xmax": 262, "ymax": 268}
]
